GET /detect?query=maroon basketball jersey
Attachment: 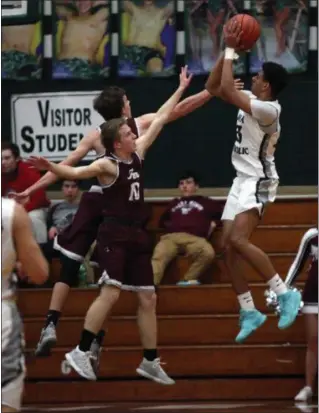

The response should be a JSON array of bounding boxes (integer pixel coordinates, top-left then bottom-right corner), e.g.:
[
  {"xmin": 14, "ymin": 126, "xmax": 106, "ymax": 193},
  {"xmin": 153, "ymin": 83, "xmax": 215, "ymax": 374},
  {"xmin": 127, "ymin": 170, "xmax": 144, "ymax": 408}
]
[{"xmin": 101, "ymin": 152, "xmax": 146, "ymax": 222}]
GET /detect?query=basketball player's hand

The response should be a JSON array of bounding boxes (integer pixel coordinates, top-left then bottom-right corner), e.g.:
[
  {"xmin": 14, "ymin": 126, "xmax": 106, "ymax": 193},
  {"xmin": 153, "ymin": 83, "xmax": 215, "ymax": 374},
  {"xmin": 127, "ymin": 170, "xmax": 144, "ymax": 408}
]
[
  {"xmin": 179, "ymin": 66, "xmax": 193, "ymax": 90},
  {"xmin": 28, "ymin": 156, "xmax": 52, "ymax": 171},
  {"xmin": 9, "ymin": 191, "xmax": 30, "ymax": 205},
  {"xmin": 223, "ymin": 19, "xmax": 243, "ymax": 49},
  {"xmin": 234, "ymin": 78, "xmax": 244, "ymax": 90}
]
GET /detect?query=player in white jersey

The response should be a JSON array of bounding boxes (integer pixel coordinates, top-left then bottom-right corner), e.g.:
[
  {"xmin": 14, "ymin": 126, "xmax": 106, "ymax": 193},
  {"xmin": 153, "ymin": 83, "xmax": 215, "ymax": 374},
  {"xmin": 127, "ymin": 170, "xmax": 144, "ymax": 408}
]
[
  {"xmin": 2, "ymin": 198, "xmax": 48, "ymax": 412},
  {"xmin": 205, "ymin": 19, "xmax": 301, "ymax": 343}
]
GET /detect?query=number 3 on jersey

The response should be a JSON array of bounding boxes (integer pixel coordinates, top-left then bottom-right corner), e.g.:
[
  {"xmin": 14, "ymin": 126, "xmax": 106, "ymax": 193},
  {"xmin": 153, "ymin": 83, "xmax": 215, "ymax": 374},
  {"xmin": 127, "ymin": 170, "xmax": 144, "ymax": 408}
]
[
  {"xmin": 129, "ymin": 182, "xmax": 140, "ymax": 201},
  {"xmin": 236, "ymin": 125, "xmax": 242, "ymax": 144}
]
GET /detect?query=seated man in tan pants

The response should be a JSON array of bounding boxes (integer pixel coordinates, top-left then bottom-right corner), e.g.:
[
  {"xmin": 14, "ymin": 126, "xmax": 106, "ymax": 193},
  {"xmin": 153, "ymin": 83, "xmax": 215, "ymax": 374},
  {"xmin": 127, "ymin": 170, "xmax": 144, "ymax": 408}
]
[{"xmin": 152, "ymin": 171, "xmax": 223, "ymax": 286}]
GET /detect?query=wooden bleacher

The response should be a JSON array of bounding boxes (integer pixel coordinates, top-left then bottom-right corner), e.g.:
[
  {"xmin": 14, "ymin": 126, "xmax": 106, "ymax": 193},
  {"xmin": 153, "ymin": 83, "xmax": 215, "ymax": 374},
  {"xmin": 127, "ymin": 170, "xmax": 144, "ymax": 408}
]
[{"xmin": 19, "ymin": 192, "xmax": 318, "ymax": 405}]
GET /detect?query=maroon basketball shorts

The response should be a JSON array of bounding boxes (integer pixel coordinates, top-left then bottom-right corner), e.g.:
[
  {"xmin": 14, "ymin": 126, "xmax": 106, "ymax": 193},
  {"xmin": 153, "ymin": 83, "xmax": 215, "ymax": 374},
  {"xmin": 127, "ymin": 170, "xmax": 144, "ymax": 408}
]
[
  {"xmin": 96, "ymin": 220, "xmax": 155, "ymax": 292},
  {"xmin": 54, "ymin": 186, "xmax": 103, "ymax": 262},
  {"xmin": 302, "ymin": 262, "xmax": 318, "ymax": 314}
]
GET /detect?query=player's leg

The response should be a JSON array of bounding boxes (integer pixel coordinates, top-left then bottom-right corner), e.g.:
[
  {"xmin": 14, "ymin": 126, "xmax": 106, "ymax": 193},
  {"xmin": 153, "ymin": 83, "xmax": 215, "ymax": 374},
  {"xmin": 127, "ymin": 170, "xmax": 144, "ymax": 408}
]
[
  {"xmin": 126, "ymin": 236, "xmax": 175, "ymax": 385},
  {"xmin": 35, "ymin": 193, "xmax": 106, "ymax": 356},
  {"xmin": 227, "ymin": 178, "xmax": 301, "ymax": 335},
  {"xmin": 152, "ymin": 234, "xmax": 179, "ymax": 285},
  {"xmin": 64, "ymin": 234, "xmax": 125, "ymax": 381},
  {"xmin": 179, "ymin": 234, "xmax": 215, "ymax": 284},
  {"xmin": 65, "ymin": 284, "xmax": 121, "ymax": 381},
  {"xmin": 34, "ymin": 253, "xmax": 82, "ymax": 356},
  {"xmin": 225, "ymin": 210, "xmax": 269, "ymax": 342},
  {"xmin": 220, "ymin": 178, "xmax": 267, "ymax": 342}
]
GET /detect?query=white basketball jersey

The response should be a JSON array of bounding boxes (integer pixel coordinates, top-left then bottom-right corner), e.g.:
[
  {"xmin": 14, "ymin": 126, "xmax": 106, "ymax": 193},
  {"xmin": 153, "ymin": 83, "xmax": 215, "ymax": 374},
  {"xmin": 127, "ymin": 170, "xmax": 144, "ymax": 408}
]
[
  {"xmin": 232, "ymin": 91, "xmax": 281, "ymax": 179},
  {"xmin": 2, "ymin": 198, "xmax": 17, "ymax": 299}
]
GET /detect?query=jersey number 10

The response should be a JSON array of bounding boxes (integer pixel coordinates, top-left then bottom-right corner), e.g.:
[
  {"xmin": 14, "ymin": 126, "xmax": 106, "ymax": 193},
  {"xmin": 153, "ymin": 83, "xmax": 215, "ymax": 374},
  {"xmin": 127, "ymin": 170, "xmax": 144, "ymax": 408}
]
[{"xmin": 129, "ymin": 182, "xmax": 140, "ymax": 201}]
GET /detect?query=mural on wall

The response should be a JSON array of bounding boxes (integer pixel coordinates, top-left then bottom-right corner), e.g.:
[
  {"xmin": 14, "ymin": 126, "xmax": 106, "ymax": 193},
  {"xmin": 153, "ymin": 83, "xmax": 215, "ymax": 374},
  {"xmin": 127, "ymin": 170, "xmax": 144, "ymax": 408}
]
[
  {"xmin": 249, "ymin": 0, "xmax": 309, "ymax": 73},
  {"xmin": 2, "ymin": 0, "xmax": 43, "ymax": 80},
  {"xmin": 185, "ymin": 0, "xmax": 246, "ymax": 75},
  {"xmin": 52, "ymin": 0, "xmax": 110, "ymax": 79},
  {"xmin": 118, "ymin": 0, "xmax": 175, "ymax": 77}
]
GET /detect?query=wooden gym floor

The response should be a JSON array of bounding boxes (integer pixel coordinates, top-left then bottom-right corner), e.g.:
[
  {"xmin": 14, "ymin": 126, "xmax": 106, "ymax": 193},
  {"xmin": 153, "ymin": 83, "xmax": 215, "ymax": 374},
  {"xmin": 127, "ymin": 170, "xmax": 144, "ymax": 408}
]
[{"xmin": 23, "ymin": 401, "xmax": 318, "ymax": 413}]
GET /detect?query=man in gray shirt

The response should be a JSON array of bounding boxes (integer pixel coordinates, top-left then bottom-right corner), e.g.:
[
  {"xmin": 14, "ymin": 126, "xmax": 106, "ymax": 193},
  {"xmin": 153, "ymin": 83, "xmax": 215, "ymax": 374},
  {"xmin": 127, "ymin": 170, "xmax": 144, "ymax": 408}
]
[{"xmin": 46, "ymin": 180, "xmax": 80, "ymax": 258}]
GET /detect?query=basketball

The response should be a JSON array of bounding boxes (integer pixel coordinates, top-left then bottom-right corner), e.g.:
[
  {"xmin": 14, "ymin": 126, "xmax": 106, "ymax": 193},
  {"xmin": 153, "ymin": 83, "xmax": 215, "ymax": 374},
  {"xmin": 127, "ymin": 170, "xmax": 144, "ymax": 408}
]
[{"xmin": 227, "ymin": 14, "xmax": 261, "ymax": 51}]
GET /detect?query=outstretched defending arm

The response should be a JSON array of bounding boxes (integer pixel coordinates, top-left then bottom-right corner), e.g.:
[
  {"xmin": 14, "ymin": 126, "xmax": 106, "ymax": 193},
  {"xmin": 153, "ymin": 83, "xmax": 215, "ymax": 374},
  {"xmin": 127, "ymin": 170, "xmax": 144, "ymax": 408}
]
[
  {"xmin": 28, "ymin": 156, "xmax": 113, "ymax": 181},
  {"xmin": 137, "ymin": 79, "xmax": 244, "ymax": 132},
  {"xmin": 136, "ymin": 67, "xmax": 192, "ymax": 158},
  {"xmin": 12, "ymin": 129, "xmax": 100, "ymax": 201}
]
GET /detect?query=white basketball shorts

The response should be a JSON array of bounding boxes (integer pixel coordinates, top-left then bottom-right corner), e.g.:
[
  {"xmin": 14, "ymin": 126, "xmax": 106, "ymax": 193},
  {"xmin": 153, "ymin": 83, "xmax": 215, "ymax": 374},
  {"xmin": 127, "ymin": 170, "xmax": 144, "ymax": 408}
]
[{"xmin": 222, "ymin": 176, "xmax": 279, "ymax": 221}]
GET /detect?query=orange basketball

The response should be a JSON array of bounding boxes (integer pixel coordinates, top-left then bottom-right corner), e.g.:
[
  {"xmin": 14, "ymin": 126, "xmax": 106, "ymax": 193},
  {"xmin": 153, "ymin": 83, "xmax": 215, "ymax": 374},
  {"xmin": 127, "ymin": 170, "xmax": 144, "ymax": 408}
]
[{"xmin": 227, "ymin": 14, "xmax": 261, "ymax": 51}]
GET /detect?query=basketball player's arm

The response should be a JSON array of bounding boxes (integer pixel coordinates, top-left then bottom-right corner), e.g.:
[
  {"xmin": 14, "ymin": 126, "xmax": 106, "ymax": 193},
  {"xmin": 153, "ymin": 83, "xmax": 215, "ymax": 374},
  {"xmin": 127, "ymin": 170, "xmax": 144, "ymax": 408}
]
[
  {"xmin": 43, "ymin": 158, "xmax": 113, "ymax": 180},
  {"xmin": 138, "ymin": 55, "xmax": 229, "ymax": 128},
  {"xmin": 136, "ymin": 84, "xmax": 188, "ymax": 157},
  {"xmin": 13, "ymin": 203, "xmax": 49, "ymax": 285},
  {"xmin": 138, "ymin": 77, "xmax": 244, "ymax": 127},
  {"xmin": 14, "ymin": 130, "xmax": 99, "ymax": 199},
  {"xmin": 205, "ymin": 53, "xmax": 225, "ymax": 96},
  {"xmin": 285, "ymin": 228, "xmax": 318, "ymax": 286},
  {"xmin": 220, "ymin": 59, "xmax": 278, "ymax": 124},
  {"xmin": 137, "ymin": 90, "xmax": 212, "ymax": 130},
  {"xmin": 219, "ymin": 57, "xmax": 253, "ymax": 113}
]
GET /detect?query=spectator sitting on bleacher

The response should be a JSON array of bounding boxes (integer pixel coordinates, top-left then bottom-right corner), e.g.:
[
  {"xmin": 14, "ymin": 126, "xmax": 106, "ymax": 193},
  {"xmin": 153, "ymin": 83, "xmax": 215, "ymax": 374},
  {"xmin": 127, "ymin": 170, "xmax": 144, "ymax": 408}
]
[
  {"xmin": 152, "ymin": 171, "xmax": 223, "ymax": 286},
  {"xmin": 46, "ymin": 179, "xmax": 80, "ymax": 260},
  {"xmin": 2, "ymin": 142, "xmax": 50, "ymax": 245}
]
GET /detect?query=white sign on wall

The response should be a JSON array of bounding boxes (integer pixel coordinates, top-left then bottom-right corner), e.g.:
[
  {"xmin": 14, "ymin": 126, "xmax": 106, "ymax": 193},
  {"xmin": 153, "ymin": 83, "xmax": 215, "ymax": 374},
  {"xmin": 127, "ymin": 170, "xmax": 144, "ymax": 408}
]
[{"xmin": 11, "ymin": 91, "xmax": 105, "ymax": 161}]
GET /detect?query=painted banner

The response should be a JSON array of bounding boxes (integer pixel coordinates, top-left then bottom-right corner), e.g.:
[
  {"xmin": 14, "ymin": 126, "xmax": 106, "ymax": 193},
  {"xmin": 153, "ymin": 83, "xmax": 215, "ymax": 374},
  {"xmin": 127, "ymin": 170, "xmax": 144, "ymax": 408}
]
[
  {"xmin": 118, "ymin": 0, "xmax": 176, "ymax": 77},
  {"xmin": 2, "ymin": 0, "xmax": 43, "ymax": 80},
  {"xmin": 185, "ymin": 0, "xmax": 246, "ymax": 75},
  {"xmin": 52, "ymin": 0, "xmax": 110, "ymax": 79},
  {"xmin": 249, "ymin": 0, "xmax": 309, "ymax": 73},
  {"xmin": 11, "ymin": 91, "xmax": 104, "ymax": 161}
]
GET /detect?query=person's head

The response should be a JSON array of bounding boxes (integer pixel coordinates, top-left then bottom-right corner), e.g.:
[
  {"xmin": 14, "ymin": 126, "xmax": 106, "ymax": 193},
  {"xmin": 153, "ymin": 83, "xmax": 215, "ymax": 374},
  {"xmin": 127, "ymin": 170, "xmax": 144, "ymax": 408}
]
[
  {"xmin": 100, "ymin": 118, "xmax": 137, "ymax": 155},
  {"xmin": 61, "ymin": 180, "xmax": 79, "ymax": 202},
  {"xmin": 93, "ymin": 86, "xmax": 131, "ymax": 121},
  {"xmin": 143, "ymin": 0, "xmax": 154, "ymax": 6},
  {"xmin": 251, "ymin": 62, "xmax": 288, "ymax": 100},
  {"xmin": 1, "ymin": 142, "xmax": 20, "ymax": 174},
  {"xmin": 178, "ymin": 171, "xmax": 199, "ymax": 197}
]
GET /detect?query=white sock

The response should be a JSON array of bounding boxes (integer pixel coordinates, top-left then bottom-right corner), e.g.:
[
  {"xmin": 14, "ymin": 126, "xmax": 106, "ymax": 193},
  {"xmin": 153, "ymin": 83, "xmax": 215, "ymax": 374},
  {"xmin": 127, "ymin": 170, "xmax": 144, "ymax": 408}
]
[
  {"xmin": 237, "ymin": 291, "xmax": 255, "ymax": 311},
  {"xmin": 267, "ymin": 274, "xmax": 288, "ymax": 296}
]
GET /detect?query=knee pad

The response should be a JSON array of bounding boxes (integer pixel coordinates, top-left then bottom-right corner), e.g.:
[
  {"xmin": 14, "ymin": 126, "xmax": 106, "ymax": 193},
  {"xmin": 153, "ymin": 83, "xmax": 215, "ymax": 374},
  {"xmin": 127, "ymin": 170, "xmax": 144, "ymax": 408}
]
[{"xmin": 59, "ymin": 255, "xmax": 82, "ymax": 287}]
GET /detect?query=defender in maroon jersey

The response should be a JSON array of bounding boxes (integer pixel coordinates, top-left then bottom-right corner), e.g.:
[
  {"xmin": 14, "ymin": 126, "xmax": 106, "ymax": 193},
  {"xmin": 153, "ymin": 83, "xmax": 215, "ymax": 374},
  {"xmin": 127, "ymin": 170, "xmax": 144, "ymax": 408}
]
[
  {"xmin": 29, "ymin": 67, "xmax": 192, "ymax": 384},
  {"xmin": 22, "ymin": 78, "xmax": 243, "ymax": 360}
]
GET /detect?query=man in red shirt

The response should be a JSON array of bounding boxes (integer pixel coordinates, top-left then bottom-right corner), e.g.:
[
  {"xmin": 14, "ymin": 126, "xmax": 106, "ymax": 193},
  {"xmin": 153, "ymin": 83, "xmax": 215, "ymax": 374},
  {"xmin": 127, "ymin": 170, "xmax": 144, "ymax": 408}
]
[
  {"xmin": 152, "ymin": 171, "xmax": 223, "ymax": 286},
  {"xmin": 2, "ymin": 142, "xmax": 50, "ymax": 244}
]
